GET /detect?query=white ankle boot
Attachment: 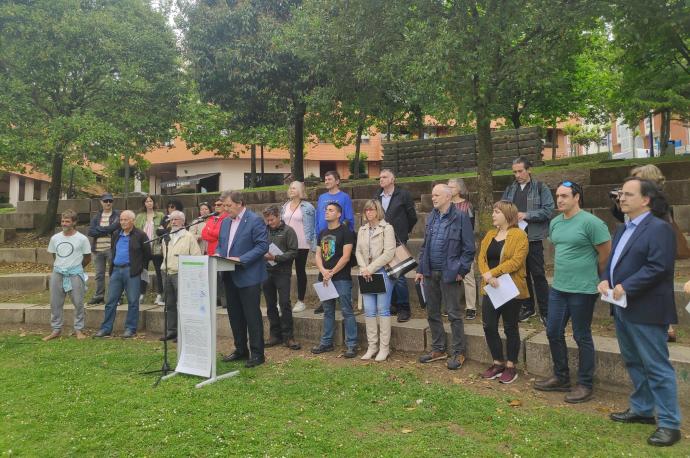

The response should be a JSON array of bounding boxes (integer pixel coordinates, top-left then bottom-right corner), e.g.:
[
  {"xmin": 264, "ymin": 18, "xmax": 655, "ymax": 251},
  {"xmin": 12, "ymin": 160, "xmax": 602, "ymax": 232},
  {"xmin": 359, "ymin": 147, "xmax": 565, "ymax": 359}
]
[
  {"xmin": 361, "ymin": 317, "xmax": 379, "ymax": 360},
  {"xmin": 375, "ymin": 316, "xmax": 392, "ymax": 361}
]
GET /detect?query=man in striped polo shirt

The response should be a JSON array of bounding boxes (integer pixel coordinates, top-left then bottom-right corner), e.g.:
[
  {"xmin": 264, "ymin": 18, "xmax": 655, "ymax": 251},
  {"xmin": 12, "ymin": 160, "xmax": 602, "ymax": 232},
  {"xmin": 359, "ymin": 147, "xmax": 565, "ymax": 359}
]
[{"xmin": 87, "ymin": 192, "xmax": 120, "ymax": 304}]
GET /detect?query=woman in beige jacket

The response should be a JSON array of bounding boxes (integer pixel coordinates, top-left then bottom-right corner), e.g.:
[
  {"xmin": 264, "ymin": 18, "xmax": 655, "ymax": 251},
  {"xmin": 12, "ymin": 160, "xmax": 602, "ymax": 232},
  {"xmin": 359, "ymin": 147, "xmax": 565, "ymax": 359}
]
[{"xmin": 356, "ymin": 200, "xmax": 396, "ymax": 361}]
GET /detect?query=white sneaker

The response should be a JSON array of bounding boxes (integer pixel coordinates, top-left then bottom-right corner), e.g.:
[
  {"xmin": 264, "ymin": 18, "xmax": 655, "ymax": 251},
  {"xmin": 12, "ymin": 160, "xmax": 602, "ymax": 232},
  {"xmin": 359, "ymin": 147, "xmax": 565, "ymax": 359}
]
[
  {"xmin": 292, "ymin": 300, "xmax": 306, "ymax": 313},
  {"xmin": 155, "ymin": 294, "xmax": 165, "ymax": 306},
  {"xmin": 139, "ymin": 294, "xmax": 145, "ymax": 303}
]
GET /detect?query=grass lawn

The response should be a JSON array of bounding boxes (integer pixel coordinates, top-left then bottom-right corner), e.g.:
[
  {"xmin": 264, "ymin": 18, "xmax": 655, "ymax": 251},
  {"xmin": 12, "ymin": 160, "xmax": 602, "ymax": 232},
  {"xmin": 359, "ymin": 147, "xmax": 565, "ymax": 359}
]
[{"xmin": 1, "ymin": 333, "xmax": 687, "ymax": 457}]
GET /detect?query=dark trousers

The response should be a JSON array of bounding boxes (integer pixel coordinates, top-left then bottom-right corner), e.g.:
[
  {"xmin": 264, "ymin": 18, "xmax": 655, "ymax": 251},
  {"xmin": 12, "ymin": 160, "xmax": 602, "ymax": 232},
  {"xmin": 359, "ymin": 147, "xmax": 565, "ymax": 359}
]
[
  {"xmin": 263, "ymin": 271, "xmax": 294, "ymax": 340},
  {"xmin": 391, "ymin": 274, "xmax": 410, "ymax": 313},
  {"xmin": 295, "ymin": 249, "xmax": 309, "ymax": 301},
  {"xmin": 141, "ymin": 255, "xmax": 164, "ymax": 295},
  {"xmin": 223, "ymin": 272, "xmax": 264, "ymax": 358},
  {"xmin": 482, "ymin": 296, "xmax": 521, "ymax": 363},
  {"xmin": 163, "ymin": 273, "xmax": 178, "ymax": 335},
  {"xmin": 546, "ymin": 288, "xmax": 597, "ymax": 388},
  {"xmin": 523, "ymin": 240, "xmax": 550, "ymax": 316},
  {"xmin": 424, "ymin": 271, "xmax": 466, "ymax": 356}
]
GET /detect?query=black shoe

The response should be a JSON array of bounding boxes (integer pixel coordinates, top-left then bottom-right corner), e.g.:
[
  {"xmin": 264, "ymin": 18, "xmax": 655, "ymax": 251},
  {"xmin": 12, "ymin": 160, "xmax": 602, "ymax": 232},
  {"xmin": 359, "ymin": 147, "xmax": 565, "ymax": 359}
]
[
  {"xmin": 647, "ymin": 427, "xmax": 681, "ymax": 447},
  {"xmin": 397, "ymin": 309, "xmax": 411, "ymax": 323},
  {"xmin": 265, "ymin": 336, "xmax": 282, "ymax": 347},
  {"xmin": 311, "ymin": 344, "xmax": 334, "ymax": 354},
  {"xmin": 314, "ymin": 305, "xmax": 324, "ymax": 314},
  {"xmin": 88, "ymin": 297, "xmax": 104, "ymax": 305},
  {"xmin": 122, "ymin": 329, "xmax": 136, "ymax": 338},
  {"xmin": 609, "ymin": 408, "xmax": 656, "ymax": 425},
  {"xmin": 519, "ymin": 308, "xmax": 536, "ymax": 322},
  {"xmin": 222, "ymin": 351, "xmax": 249, "ymax": 362},
  {"xmin": 389, "ymin": 304, "xmax": 398, "ymax": 316},
  {"xmin": 92, "ymin": 329, "xmax": 110, "ymax": 338},
  {"xmin": 533, "ymin": 375, "xmax": 571, "ymax": 392},
  {"xmin": 245, "ymin": 356, "xmax": 265, "ymax": 368},
  {"xmin": 343, "ymin": 346, "xmax": 357, "ymax": 358},
  {"xmin": 158, "ymin": 333, "xmax": 177, "ymax": 342},
  {"xmin": 465, "ymin": 309, "xmax": 476, "ymax": 320}
]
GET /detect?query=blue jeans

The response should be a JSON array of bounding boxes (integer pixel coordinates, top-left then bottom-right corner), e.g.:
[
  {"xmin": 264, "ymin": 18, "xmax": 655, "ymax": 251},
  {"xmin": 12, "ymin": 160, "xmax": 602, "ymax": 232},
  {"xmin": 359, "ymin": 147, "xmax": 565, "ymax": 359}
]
[
  {"xmin": 614, "ymin": 307, "xmax": 681, "ymax": 429},
  {"xmin": 99, "ymin": 266, "xmax": 141, "ymax": 334},
  {"xmin": 362, "ymin": 269, "xmax": 393, "ymax": 318},
  {"xmin": 546, "ymin": 288, "xmax": 597, "ymax": 388},
  {"xmin": 391, "ymin": 274, "xmax": 410, "ymax": 312},
  {"xmin": 319, "ymin": 280, "xmax": 357, "ymax": 348}
]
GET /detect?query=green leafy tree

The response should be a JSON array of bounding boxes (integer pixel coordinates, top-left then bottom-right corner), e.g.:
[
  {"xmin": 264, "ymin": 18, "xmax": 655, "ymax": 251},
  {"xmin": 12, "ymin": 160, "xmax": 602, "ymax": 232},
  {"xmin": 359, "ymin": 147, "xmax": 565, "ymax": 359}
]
[{"xmin": 0, "ymin": 0, "xmax": 183, "ymax": 234}]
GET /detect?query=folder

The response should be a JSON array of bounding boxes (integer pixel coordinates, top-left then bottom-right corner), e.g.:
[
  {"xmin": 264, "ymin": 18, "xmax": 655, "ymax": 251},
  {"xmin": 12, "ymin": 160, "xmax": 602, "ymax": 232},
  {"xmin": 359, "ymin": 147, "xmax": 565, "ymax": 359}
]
[{"xmin": 358, "ymin": 274, "xmax": 386, "ymax": 294}]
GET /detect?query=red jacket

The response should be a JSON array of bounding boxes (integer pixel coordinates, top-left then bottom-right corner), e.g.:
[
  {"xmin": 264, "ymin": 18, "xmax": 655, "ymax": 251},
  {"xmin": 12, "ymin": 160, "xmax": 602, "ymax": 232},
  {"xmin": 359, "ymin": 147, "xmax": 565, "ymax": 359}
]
[{"xmin": 201, "ymin": 212, "xmax": 229, "ymax": 256}]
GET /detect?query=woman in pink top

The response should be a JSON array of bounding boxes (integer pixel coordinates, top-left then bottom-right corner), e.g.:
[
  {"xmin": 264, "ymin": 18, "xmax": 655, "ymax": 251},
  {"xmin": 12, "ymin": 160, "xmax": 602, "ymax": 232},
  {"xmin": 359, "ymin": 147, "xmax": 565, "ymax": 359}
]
[{"xmin": 281, "ymin": 181, "xmax": 316, "ymax": 313}]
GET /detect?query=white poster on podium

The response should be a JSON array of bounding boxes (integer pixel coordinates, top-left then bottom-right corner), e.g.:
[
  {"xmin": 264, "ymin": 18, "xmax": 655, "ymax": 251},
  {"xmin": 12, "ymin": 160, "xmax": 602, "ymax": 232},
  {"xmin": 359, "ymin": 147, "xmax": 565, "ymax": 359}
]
[{"xmin": 176, "ymin": 256, "xmax": 213, "ymax": 378}]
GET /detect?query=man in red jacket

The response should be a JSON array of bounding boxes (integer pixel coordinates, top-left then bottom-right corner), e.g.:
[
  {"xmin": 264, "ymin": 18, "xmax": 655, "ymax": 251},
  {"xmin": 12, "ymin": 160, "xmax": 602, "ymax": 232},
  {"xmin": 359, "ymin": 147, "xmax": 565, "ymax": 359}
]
[{"xmin": 202, "ymin": 199, "xmax": 229, "ymax": 307}]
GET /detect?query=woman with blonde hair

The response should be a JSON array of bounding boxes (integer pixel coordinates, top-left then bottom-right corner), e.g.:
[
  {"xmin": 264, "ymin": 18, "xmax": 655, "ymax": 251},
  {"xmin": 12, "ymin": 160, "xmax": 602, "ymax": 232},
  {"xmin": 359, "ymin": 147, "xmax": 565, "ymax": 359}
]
[
  {"xmin": 134, "ymin": 195, "xmax": 165, "ymax": 304},
  {"xmin": 478, "ymin": 200, "xmax": 529, "ymax": 384},
  {"xmin": 356, "ymin": 199, "xmax": 396, "ymax": 361},
  {"xmin": 281, "ymin": 181, "xmax": 316, "ymax": 313}
]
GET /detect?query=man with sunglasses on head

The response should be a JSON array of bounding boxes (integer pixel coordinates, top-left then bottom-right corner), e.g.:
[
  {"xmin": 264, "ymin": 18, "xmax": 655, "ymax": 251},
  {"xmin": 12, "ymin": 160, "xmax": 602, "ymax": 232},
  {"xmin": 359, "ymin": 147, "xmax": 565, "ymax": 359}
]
[
  {"xmin": 87, "ymin": 192, "xmax": 121, "ymax": 305},
  {"xmin": 534, "ymin": 181, "xmax": 611, "ymax": 403},
  {"xmin": 502, "ymin": 156, "xmax": 554, "ymax": 324}
]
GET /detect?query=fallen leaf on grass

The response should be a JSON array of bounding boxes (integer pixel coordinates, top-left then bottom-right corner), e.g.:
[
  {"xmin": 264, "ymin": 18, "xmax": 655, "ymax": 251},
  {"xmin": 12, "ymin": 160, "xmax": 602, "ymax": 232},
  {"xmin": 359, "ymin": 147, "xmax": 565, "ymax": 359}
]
[
  {"xmin": 508, "ymin": 399, "xmax": 522, "ymax": 407},
  {"xmin": 452, "ymin": 377, "xmax": 463, "ymax": 384},
  {"xmin": 404, "ymin": 407, "xmax": 416, "ymax": 411},
  {"xmin": 401, "ymin": 428, "xmax": 413, "ymax": 434}
]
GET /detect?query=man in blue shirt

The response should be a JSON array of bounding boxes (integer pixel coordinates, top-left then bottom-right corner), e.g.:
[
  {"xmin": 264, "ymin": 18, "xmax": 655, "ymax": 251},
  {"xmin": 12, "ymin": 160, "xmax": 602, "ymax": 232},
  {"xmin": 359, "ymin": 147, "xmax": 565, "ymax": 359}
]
[
  {"xmin": 598, "ymin": 178, "xmax": 681, "ymax": 447},
  {"xmin": 415, "ymin": 184, "xmax": 475, "ymax": 370},
  {"xmin": 94, "ymin": 210, "xmax": 151, "ymax": 338}
]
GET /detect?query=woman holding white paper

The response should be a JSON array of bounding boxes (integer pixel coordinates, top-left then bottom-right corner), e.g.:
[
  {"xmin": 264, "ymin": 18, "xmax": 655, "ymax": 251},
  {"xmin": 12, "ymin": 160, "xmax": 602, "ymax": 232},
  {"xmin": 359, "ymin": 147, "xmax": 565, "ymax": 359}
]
[
  {"xmin": 477, "ymin": 201, "xmax": 529, "ymax": 384},
  {"xmin": 356, "ymin": 200, "xmax": 396, "ymax": 361}
]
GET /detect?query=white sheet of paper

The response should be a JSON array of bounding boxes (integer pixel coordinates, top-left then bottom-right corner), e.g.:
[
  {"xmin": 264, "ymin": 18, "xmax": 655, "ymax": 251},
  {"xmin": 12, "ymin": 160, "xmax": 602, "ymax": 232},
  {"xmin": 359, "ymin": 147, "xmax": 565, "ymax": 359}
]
[
  {"xmin": 267, "ymin": 243, "xmax": 284, "ymax": 266},
  {"xmin": 685, "ymin": 301, "xmax": 690, "ymax": 315},
  {"xmin": 313, "ymin": 281, "xmax": 339, "ymax": 301},
  {"xmin": 483, "ymin": 274, "xmax": 520, "ymax": 309},
  {"xmin": 518, "ymin": 220, "xmax": 528, "ymax": 231},
  {"xmin": 600, "ymin": 290, "xmax": 627, "ymax": 308}
]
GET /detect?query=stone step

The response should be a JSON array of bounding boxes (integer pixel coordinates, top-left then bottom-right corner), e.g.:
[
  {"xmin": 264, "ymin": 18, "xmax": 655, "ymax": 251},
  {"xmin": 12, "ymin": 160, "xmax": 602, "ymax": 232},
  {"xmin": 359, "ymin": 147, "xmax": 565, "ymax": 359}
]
[{"xmin": 3, "ymin": 302, "xmax": 689, "ymax": 407}]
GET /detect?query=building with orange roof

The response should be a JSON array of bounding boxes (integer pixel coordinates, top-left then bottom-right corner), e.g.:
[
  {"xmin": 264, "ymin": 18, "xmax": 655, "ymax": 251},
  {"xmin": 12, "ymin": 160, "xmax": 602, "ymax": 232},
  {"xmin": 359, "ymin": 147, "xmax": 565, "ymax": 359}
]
[
  {"xmin": 0, "ymin": 167, "xmax": 51, "ymax": 207},
  {"xmin": 144, "ymin": 133, "xmax": 384, "ymax": 194}
]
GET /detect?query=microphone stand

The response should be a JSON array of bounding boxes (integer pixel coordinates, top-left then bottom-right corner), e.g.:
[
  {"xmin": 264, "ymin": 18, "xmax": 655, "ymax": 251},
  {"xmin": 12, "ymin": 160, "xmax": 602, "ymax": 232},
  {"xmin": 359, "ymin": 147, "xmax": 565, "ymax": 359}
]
[{"xmin": 141, "ymin": 215, "xmax": 212, "ymax": 387}]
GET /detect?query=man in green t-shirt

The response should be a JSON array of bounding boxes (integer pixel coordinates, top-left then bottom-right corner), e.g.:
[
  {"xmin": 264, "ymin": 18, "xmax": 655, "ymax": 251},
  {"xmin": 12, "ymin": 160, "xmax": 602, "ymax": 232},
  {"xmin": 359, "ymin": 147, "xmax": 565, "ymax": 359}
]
[{"xmin": 534, "ymin": 181, "xmax": 611, "ymax": 404}]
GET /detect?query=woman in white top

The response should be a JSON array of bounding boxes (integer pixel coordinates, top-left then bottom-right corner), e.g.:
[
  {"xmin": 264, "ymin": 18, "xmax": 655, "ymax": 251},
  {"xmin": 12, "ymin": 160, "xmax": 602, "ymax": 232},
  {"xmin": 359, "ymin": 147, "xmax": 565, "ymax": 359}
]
[
  {"xmin": 356, "ymin": 199, "xmax": 396, "ymax": 361},
  {"xmin": 281, "ymin": 181, "xmax": 316, "ymax": 313}
]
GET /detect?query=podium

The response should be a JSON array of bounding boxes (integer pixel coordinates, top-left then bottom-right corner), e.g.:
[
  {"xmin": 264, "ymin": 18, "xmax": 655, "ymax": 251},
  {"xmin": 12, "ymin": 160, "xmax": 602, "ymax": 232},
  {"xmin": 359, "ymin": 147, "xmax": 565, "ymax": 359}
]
[{"xmin": 161, "ymin": 255, "xmax": 239, "ymax": 388}]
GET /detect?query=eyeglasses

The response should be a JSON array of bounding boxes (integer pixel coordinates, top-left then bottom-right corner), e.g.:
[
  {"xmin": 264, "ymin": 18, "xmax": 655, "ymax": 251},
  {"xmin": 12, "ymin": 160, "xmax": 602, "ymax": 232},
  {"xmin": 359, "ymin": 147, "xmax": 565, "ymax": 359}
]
[{"xmin": 364, "ymin": 207, "xmax": 377, "ymax": 212}]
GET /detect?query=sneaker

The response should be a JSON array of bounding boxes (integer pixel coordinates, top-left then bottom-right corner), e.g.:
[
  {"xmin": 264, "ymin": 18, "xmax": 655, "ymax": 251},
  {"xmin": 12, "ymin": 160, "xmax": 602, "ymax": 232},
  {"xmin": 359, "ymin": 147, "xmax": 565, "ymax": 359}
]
[
  {"xmin": 88, "ymin": 296, "xmax": 104, "ymax": 305},
  {"xmin": 92, "ymin": 329, "xmax": 111, "ymax": 338},
  {"xmin": 122, "ymin": 329, "xmax": 136, "ymax": 339},
  {"xmin": 42, "ymin": 331, "xmax": 61, "ymax": 341},
  {"xmin": 419, "ymin": 351, "xmax": 447, "ymax": 363},
  {"xmin": 292, "ymin": 300, "xmax": 306, "ymax": 313},
  {"xmin": 441, "ymin": 311, "xmax": 448, "ymax": 317},
  {"xmin": 465, "ymin": 309, "xmax": 476, "ymax": 320},
  {"xmin": 499, "ymin": 366, "xmax": 518, "ymax": 384},
  {"xmin": 447, "ymin": 354, "xmax": 465, "ymax": 370},
  {"xmin": 343, "ymin": 346, "xmax": 357, "ymax": 358},
  {"xmin": 539, "ymin": 314, "xmax": 548, "ymax": 327},
  {"xmin": 481, "ymin": 364, "xmax": 505, "ymax": 380},
  {"xmin": 314, "ymin": 304, "xmax": 324, "ymax": 314},
  {"xmin": 518, "ymin": 308, "xmax": 536, "ymax": 322},
  {"xmin": 397, "ymin": 309, "xmax": 411, "ymax": 323},
  {"xmin": 154, "ymin": 294, "xmax": 165, "ymax": 306},
  {"xmin": 139, "ymin": 294, "xmax": 145, "ymax": 303},
  {"xmin": 310, "ymin": 344, "xmax": 334, "ymax": 354}
]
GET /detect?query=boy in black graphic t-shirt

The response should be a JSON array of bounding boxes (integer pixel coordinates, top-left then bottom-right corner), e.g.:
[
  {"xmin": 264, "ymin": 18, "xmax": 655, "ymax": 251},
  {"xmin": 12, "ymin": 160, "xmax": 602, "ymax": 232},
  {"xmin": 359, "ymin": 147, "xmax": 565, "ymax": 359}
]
[{"xmin": 311, "ymin": 203, "xmax": 358, "ymax": 358}]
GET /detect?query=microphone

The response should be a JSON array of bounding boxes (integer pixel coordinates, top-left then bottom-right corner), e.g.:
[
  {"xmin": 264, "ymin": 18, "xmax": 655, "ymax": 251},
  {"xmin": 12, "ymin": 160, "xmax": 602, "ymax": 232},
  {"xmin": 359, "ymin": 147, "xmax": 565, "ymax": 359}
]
[{"xmin": 192, "ymin": 212, "xmax": 219, "ymax": 223}]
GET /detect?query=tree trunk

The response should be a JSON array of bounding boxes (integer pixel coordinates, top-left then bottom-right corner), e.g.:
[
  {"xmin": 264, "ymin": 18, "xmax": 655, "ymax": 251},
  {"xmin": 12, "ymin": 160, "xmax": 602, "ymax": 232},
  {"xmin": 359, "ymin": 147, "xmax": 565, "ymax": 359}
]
[
  {"xmin": 386, "ymin": 118, "xmax": 393, "ymax": 142},
  {"xmin": 411, "ymin": 104, "xmax": 424, "ymax": 139},
  {"xmin": 472, "ymin": 82, "xmax": 494, "ymax": 236},
  {"xmin": 292, "ymin": 104, "xmax": 306, "ymax": 182},
  {"xmin": 260, "ymin": 143, "xmax": 265, "ymax": 185},
  {"xmin": 551, "ymin": 120, "xmax": 558, "ymax": 161},
  {"xmin": 353, "ymin": 123, "xmax": 364, "ymax": 180},
  {"xmin": 38, "ymin": 153, "xmax": 64, "ymax": 235},
  {"xmin": 124, "ymin": 151, "xmax": 130, "ymax": 200},
  {"xmin": 249, "ymin": 144, "xmax": 257, "ymax": 188},
  {"xmin": 510, "ymin": 104, "xmax": 522, "ymax": 129},
  {"xmin": 660, "ymin": 109, "xmax": 673, "ymax": 155}
]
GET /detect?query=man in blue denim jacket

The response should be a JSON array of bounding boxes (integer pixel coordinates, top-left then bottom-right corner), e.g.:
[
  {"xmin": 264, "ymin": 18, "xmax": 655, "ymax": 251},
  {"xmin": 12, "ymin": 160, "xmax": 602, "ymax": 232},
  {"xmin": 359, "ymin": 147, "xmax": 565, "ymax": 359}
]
[
  {"xmin": 502, "ymin": 157, "xmax": 554, "ymax": 323},
  {"xmin": 416, "ymin": 184, "xmax": 475, "ymax": 370}
]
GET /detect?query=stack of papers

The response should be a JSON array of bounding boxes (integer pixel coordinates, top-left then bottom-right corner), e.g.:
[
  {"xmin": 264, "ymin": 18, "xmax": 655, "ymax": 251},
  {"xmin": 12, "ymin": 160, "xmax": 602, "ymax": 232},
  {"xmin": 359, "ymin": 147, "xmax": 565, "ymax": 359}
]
[
  {"xmin": 600, "ymin": 290, "xmax": 627, "ymax": 308},
  {"xmin": 483, "ymin": 274, "xmax": 519, "ymax": 309}
]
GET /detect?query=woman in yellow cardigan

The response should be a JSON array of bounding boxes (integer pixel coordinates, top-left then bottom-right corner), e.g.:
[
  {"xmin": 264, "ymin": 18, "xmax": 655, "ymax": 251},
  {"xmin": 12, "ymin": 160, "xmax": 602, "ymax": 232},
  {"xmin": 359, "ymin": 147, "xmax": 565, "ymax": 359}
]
[{"xmin": 477, "ymin": 201, "xmax": 529, "ymax": 384}]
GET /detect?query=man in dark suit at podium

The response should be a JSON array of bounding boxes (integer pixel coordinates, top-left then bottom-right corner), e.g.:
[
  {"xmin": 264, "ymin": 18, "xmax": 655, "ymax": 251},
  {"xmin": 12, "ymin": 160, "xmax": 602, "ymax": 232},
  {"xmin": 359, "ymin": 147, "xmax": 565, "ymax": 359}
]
[{"xmin": 215, "ymin": 190, "xmax": 269, "ymax": 368}]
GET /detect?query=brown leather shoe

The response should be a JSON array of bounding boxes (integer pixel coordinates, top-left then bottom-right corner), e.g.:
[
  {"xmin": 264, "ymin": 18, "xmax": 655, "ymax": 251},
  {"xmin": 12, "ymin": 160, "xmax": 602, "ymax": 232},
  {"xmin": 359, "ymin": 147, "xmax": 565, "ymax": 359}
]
[
  {"xmin": 42, "ymin": 331, "xmax": 61, "ymax": 341},
  {"xmin": 265, "ymin": 336, "xmax": 282, "ymax": 347},
  {"xmin": 564, "ymin": 384, "xmax": 593, "ymax": 403},
  {"xmin": 74, "ymin": 330, "xmax": 87, "ymax": 340},
  {"xmin": 419, "ymin": 351, "xmax": 448, "ymax": 363},
  {"xmin": 284, "ymin": 338, "xmax": 301, "ymax": 350},
  {"xmin": 534, "ymin": 375, "xmax": 571, "ymax": 392}
]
